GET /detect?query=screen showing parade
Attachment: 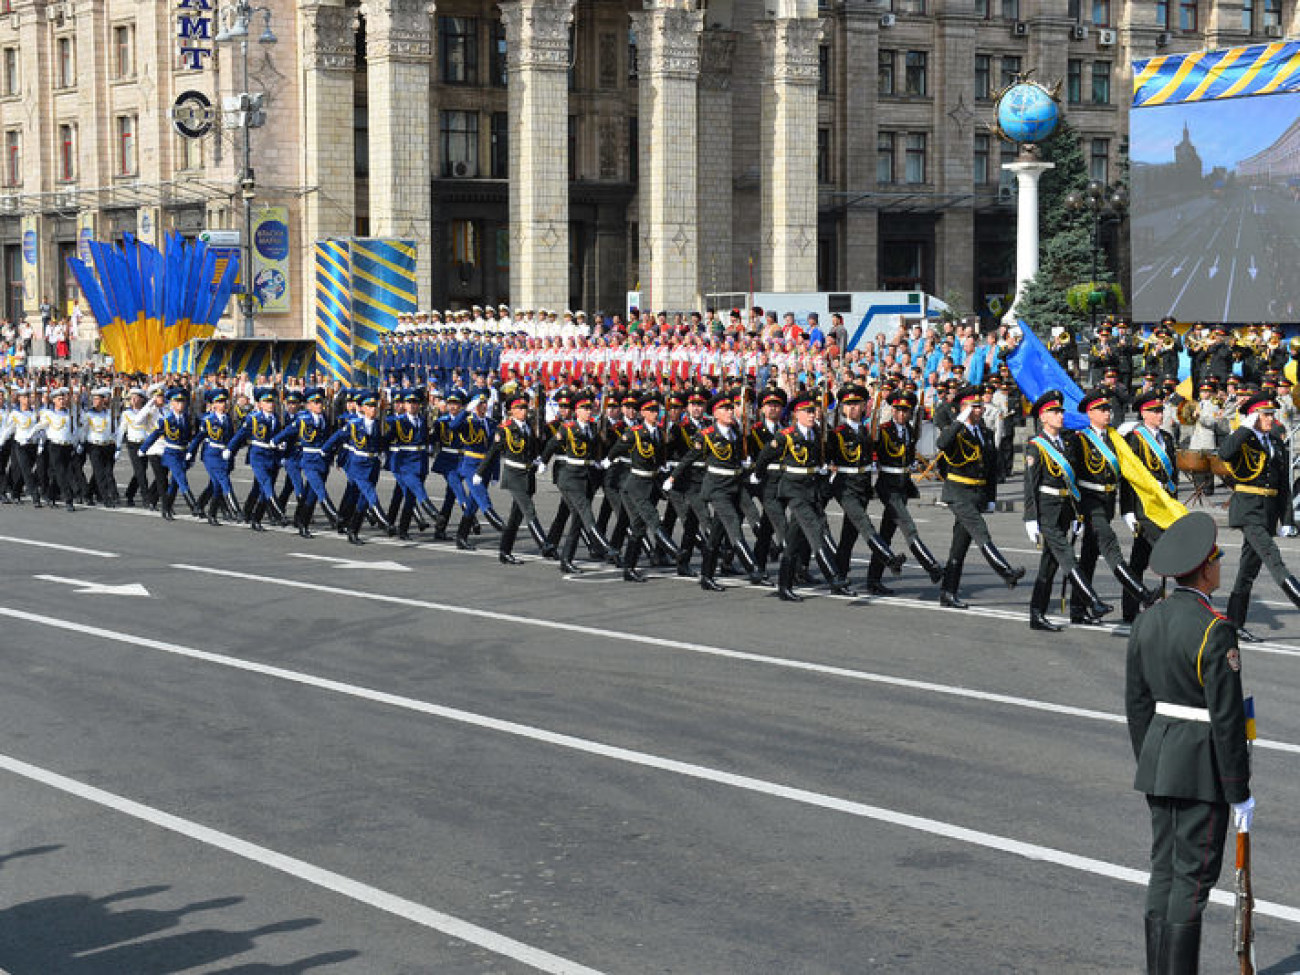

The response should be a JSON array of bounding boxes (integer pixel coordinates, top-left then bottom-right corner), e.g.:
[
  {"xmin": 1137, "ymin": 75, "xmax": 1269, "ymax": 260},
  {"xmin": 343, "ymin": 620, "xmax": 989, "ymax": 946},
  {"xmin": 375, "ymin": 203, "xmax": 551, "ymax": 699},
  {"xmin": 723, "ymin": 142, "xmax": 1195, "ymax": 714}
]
[{"xmin": 1131, "ymin": 42, "xmax": 1300, "ymax": 324}]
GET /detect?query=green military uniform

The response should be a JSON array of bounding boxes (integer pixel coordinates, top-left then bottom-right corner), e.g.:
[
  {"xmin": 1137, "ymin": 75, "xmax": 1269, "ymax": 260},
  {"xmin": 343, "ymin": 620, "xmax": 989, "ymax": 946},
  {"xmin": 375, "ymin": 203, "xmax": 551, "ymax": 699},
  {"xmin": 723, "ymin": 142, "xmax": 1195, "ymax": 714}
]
[
  {"xmin": 476, "ymin": 391, "xmax": 554, "ymax": 563},
  {"xmin": 1217, "ymin": 391, "xmax": 1300, "ymax": 636},
  {"xmin": 538, "ymin": 391, "xmax": 612, "ymax": 572},
  {"xmin": 747, "ymin": 390, "xmax": 789, "ymax": 576},
  {"xmin": 605, "ymin": 395, "xmax": 679, "ymax": 582},
  {"xmin": 1125, "ymin": 511, "xmax": 1251, "ymax": 975},
  {"xmin": 935, "ymin": 385, "xmax": 1023, "ymax": 608}
]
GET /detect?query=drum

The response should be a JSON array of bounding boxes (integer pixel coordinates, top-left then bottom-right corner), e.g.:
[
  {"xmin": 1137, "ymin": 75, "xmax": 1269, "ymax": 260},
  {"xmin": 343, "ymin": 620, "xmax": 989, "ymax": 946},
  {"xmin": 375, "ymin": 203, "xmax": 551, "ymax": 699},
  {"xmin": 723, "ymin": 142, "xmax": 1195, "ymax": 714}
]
[
  {"xmin": 1209, "ymin": 456, "xmax": 1231, "ymax": 479},
  {"xmin": 1176, "ymin": 449, "xmax": 1210, "ymax": 474}
]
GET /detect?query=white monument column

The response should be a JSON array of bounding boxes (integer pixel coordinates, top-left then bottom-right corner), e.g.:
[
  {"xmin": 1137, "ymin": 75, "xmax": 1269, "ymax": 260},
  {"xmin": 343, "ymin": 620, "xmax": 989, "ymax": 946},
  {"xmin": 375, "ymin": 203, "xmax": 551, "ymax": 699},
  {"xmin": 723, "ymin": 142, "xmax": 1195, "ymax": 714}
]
[
  {"xmin": 632, "ymin": 1, "xmax": 704, "ymax": 312},
  {"xmin": 1002, "ymin": 154, "xmax": 1054, "ymax": 326},
  {"xmin": 500, "ymin": 0, "xmax": 575, "ymax": 313}
]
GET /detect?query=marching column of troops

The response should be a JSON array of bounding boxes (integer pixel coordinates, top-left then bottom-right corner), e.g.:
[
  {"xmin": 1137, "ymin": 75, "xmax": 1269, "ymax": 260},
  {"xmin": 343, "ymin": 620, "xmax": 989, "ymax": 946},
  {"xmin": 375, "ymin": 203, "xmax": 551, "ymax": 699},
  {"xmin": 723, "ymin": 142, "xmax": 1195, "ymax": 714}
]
[{"xmin": 1, "ymin": 367, "xmax": 1298, "ymax": 633}]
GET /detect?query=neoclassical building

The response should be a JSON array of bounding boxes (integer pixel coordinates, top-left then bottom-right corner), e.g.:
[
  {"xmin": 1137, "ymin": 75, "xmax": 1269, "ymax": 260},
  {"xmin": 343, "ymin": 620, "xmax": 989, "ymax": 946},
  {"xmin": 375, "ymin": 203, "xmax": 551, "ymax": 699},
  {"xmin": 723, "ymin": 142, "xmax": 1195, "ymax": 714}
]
[{"xmin": 0, "ymin": 0, "xmax": 1292, "ymax": 336}]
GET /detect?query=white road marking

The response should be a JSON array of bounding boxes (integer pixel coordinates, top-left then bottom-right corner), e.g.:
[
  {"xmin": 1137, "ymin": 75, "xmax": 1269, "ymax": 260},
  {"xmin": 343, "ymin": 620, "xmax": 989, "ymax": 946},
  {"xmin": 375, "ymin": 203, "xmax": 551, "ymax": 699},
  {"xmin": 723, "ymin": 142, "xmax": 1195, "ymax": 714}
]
[
  {"xmin": 0, "ymin": 534, "xmax": 118, "ymax": 559},
  {"xmin": 0, "ymin": 749, "xmax": 605, "ymax": 975},
  {"xmin": 1168, "ymin": 255, "xmax": 1204, "ymax": 316},
  {"xmin": 1, "ymin": 606, "xmax": 1298, "ymax": 926},
  {"xmin": 31, "ymin": 575, "xmax": 149, "ymax": 597},
  {"xmin": 287, "ymin": 553, "xmax": 411, "ymax": 572}
]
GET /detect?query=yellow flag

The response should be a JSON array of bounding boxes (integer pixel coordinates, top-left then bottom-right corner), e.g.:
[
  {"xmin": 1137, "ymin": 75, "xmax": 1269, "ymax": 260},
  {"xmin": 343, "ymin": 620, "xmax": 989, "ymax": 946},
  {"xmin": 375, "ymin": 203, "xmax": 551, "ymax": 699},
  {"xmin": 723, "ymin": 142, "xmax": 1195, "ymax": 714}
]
[{"xmin": 1108, "ymin": 428, "xmax": 1188, "ymax": 530}]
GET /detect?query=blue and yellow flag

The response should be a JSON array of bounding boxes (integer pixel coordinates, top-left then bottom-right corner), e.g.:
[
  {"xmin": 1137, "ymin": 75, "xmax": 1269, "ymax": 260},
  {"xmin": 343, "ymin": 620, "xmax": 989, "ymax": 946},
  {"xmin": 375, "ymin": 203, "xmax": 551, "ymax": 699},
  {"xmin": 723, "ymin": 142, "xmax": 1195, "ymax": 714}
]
[
  {"xmin": 1133, "ymin": 41, "xmax": 1300, "ymax": 108},
  {"xmin": 1244, "ymin": 695, "xmax": 1257, "ymax": 741}
]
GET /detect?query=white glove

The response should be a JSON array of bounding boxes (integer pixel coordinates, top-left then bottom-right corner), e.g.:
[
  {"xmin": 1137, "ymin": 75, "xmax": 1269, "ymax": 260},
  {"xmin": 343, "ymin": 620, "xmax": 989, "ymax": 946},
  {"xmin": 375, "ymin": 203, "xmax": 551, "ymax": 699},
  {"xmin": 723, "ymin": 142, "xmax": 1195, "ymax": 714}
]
[
  {"xmin": 114, "ymin": 450, "xmax": 121, "ymax": 462},
  {"xmin": 1279, "ymin": 525, "xmax": 1298, "ymax": 538},
  {"xmin": 742, "ymin": 456, "xmax": 754, "ymax": 469},
  {"xmin": 957, "ymin": 406, "xmax": 973, "ymax": 425},
  {"xmin": 184, "ymin": 452, "xmax": 194, "ymax": 463},
  {"xmin": 1070, "ymin": 520, "xmax": 1083, "ymax": 543},
  {"xmin": 817, "ymin": 464, "xmax": 829, "ymax": 475},
  {"xmin": 277, "ymin": 441, "xmax": 287, "ymax": 451},
  {"xmin": 1024, "ymin": 520, "xmax": 1041, "ymax": 545},
  {"xmin": 599, "ymin": 458, "xmax": 611, "ymax": 469},
  {"xmin": 1241, "ymin": 411, "xmax": 1260, "ymax": 431},
  {"xmin": 748, "ymin": 472, "xmax": 760, "ymax": 486},
  {"xmin": 36, "ymin": 443, "xmax": 43, "ymax": 456},
  {"xmin": 1124, "ymin": 512, "xmax": 1140, "ymax": 536},
  {"xmin": 1232, "ymin": 797, "xmax": 1256, "ymax": 833},
  {"xmin": 471, "ymin": 473, "xmax": 483, "ymax": 486},
  {"xmin": 532, "ymin": 458, "xmax": 546, "ymax": 470},
  {"xmin": 662, "ymin": 477, "xmax": 674, "ymax": 492},
  {"xmin": 984, "ymin": 501, "xmax": 995, "ymax": 513},
  {"xmin": 221, "ymin": 449, "xmax": 231, "ymax": 461},
  {"xmin": 75, "ymin": 443, "xmax": 84, "ymax": 455}
]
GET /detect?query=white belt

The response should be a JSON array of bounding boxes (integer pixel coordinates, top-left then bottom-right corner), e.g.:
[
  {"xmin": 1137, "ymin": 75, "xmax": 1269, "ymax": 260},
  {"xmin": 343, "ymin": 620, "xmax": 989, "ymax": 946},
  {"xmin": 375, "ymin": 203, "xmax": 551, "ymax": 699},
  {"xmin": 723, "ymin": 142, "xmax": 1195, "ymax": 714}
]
[
  {"xmin": 1039, "ymin": 486, "xmax": 1070, "ymax": 497},
  {"xmin": 440, "ymin": 447, "xmax": 462, "ymax": 454},
  {"xmin": 836, "ymin": 466, "xmax": 867, "ymax": 475},
  {"xmin": 503, "ymin": 458, "xmax": 529, "ymax": 469},
  {"xmin": 390, "ymin": 445, "xmax": 423, "ymax": 452},
  {"xmin": 1155, "ymin": 702, "xmax": 1210, "ymax": 722},
  {"xmin": 164, "ymin": 443, "xmax": 186, "ymax": 451},
  {"xmin": 784, "ymin": 467, "xmax": 814, "ymax": 475},
  {"xmin": 251, "ymin": 440, "xmax": 275, "ymax": 449},
  {"xmin": 630, "ymin": 467, "xmax": 657, "ymax": 477},
  {"xmin": 561, "ymin": 456, "xmax": 593, "ymax": 466},
  {"xmin": 878, "ymin": 466, "xmax": 907, "ymax": 475},
  {"xmin": 302, "ymin": 446, "xmax": 325, "ymax": 454},
  {"xmin": 86, "ymin": 437, "xmax": 114, "ymax": 445},
  {"xmin": 344, "ymin": 444, "xmax": 378, "ymax": 457},
  {"xmin": 1078, "ymin": 480, "xmax": 1116, "ymax": 493},
  {"xmin": 706, "ymin": 465, "xmax": 740, "ymax": 476}
]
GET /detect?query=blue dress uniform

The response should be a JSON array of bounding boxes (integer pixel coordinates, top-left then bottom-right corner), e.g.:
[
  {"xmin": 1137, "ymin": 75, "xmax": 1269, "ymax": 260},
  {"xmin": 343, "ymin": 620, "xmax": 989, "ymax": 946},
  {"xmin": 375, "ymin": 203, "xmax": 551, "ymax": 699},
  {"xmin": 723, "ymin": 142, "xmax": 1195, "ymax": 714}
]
[
  {"xmin": 188, "ymin": 388, "xmax": 239, "ymax": 526},
  {"xmin": 138, "ymin": 387, "xmax": 200, "ymax": 520},
  {"xmin": 453, "ymin": 399, "xmax": 504, "ymax": 546},
  {"xmin": 322, "ymin": 389, "xmax": 393, "ymax": 544},
  {"xmin": 275, "ymin": 389, "xmax": 307, "ymax": 511},
  {"xmin": 430, "ymin": 391, "xmax": 469, "ymax": 535},
  {"xmin": 229, "ymin": 386, "xmax": 285, "ymax": 530},
  {"xmin": 271, "ymin": 386, "xmax": 338, "ymax": 536},
  {"xmin": 386, "ymin": 390, "xmax": 438, "ymax": 539}
]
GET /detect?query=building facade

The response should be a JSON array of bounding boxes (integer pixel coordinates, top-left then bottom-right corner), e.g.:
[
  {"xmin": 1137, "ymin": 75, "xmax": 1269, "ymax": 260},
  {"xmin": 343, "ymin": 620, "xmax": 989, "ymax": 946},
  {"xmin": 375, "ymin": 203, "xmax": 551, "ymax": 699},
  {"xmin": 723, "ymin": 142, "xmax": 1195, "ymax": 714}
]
[{"xmin": 0, "ymin": 0, "xmax": 1292, "ymax": 338}]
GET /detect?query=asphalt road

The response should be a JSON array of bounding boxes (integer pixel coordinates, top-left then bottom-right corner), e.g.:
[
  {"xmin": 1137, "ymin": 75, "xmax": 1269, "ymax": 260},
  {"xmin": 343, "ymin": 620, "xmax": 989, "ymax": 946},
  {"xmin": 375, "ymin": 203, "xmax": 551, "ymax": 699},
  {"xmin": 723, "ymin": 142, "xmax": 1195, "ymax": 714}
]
[
  {"xmin": 1132, "ymin": 185, "xmax": 1298, "ymax": 323},
  {"xmin": 1, "ymin": 470, "xmax": 1300, "ymax": 974}
]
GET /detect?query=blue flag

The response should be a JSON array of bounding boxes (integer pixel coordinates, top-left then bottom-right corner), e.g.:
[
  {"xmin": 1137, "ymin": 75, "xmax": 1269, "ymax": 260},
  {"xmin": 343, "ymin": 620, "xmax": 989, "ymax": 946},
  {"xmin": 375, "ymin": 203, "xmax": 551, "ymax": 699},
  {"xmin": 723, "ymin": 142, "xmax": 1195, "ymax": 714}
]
[{"xmin": 1005, "ymin": 323, "xmax": 1089, "ymax": 430}]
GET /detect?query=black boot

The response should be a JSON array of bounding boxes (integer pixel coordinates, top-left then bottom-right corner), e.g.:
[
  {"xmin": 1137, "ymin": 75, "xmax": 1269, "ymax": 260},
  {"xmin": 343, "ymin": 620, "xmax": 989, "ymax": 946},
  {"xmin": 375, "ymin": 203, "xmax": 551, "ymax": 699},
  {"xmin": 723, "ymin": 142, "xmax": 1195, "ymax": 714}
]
[
  {"xmin": 346, "ymin": 509, "xmax": 365, "ymax": 545},
  {"xmin": 409, "ymin": 502, "xmax": 430, "ymax": 533},
  {"xmin": 455, "ymin": 515, "xmax": 476, "ymax": 550},
  {"xmin": 528, "ymin": 517, "xmax": 558, "ymax": 559},
  {"xmin": 1143, "ymin": 913, "xmax": 1165, "ymax": 975},
  {"xmin": 1115, "ymin": 562, "xmax": 1158, "ymax": 609},
  {"xmin": 699, "ymin": 536, "xmax": 725, "ymax": 592},
  {"xmin": 1226, "ymin": 589, "xmax": 1260, "ymax": 643},
  {"xmin": 653, "ymin": 526, "xmax": 681, "ymax": 562},
  {"xmin": 909, "ymin": 537, "xmax": 945, "ymax": 584},
  {"xmin": 396, "ymin": 505, "xmax": 416, "ymax": 542},
  {"xmin": 980, "ymin": 543, "xmax": 1025, "ymax": 588},
  {"xmin": 183, "ymin": 490, "xmax": 201, "ymax": 517},
  {"xmin": 161, "ymin": 491, "xmax": 175, "ymax": 521},
  {"xmin": 1282, "ymin": 574, "xmax": 1300, "ymax": 610},
  {"xmin": 1029, "ymin": 580, "xmax": 1063, "ymax": 631},
  {"xmin": 499, "ymin": 522, "xmax": 521, "ymax": 564},
  {"xmin": 939, "ymin": 561, "xmax": 968, "ymax": 609},
  {"xmin": 206, "ymin": 496, "xmax": 222, "ymax": 527},
  {"xmin": 319, "ymin": 496, "xmax": 341, "ymax": 529},
  {"xmin": 297, "ymin": 500, "xmax": 316, "ymax": 538},
  {"xmin": 242, "ymin": 491, "xmax": 259, "ymax": 523},
  {"xmin": 817, "ymin": 545, "xmax": 855, "ymax": 596},
  {"xmin": 675, "ymin": 547, "xmax": 697, "ymax": 578},
  {"xmin": 734, "ymin": 539, "xmax": 772, "ymax": 587},
  {"xmin": 1163, "ymin": 920, "xmax": 1200, "ymax": 975},
  {"xmin": 622, "ymin": 538, "xmax": 646, "ymax": 583},
  {"xmin": 483, "ymin": 507, "xmax": 505, "ymax": 531},
  {"xmin": 776, "ymin": 557, "xmax": 803, "ymax": 602},
  {"xmin": 265, "ymin": 495, "xmax": 288, "ymax": 527},
  {"xmin": 249, "ymin": 500, "xmax": 267, "ymax": 532},
  {"xmin": 1069, "ymin": 569, "xmax": 1113, "ymax": 623},
  {"xmin": 558, "ymin": 534, "xmax": 582, "ymax": 574},
  {"xmin": 867, "ymin": 533, "xmax": 906, "ymax": 575}
]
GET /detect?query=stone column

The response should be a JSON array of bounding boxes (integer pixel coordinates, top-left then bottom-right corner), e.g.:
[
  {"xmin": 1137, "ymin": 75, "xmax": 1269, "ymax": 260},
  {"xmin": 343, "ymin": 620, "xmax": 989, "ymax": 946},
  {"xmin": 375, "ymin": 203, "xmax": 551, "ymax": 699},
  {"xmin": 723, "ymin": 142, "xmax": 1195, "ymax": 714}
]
[
  {"xmin": 840, "ymin": 0, "xmax": 876, "ymax": 291},
  {"xmin": 697, "ymin": 29, "xmax": 736, "ymax": 303},
  {"xmin": 1002, "ymin": 156, "xmax": 1054, "ymax": 326},
  {"xmin": 363, "ymin": 0, "xmax": 433, "ymax": 307},
  {"xmin": 628, "ymin": 2, "xmax": 702, "ymax": 313},
  {"xmin": 500, "ymin": 0, "xmax": 575, "ymax": 313},
  {"xmin": 757, "ymin": 12, "xmax": 821, "ymax": 292},
  {"xmin": 300, "ymin": 2, "xmax": 356, "ymax": 244}
]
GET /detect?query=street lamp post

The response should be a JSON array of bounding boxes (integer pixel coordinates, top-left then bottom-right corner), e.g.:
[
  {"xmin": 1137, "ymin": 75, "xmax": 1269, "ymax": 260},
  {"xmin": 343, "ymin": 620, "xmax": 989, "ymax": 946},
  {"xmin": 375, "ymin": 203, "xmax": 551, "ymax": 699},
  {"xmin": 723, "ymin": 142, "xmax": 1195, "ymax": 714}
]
[
  {"xmin": 215, "ymin": 1, "xmax": 276, "ymax": 339},
  {"xmin": 1065, "ymin": 179, "xmax": 1129, "ymax": 332}
]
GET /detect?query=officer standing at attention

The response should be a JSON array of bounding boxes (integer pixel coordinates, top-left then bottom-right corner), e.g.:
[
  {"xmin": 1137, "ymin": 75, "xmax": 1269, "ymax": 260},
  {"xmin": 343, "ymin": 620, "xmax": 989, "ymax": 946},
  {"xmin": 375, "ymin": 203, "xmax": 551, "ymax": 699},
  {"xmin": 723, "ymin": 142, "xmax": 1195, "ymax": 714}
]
[
  {"xmin": 1126, "ymin": 510, "xmax": 1253, "ymax": 975},
  {"xmin": 1218, "ymin": 390, "xmax": 1300, "ymax": 639},
  {"xmin": 934, "ymin": 384, "xmax": 1024, "ymax": 608}
]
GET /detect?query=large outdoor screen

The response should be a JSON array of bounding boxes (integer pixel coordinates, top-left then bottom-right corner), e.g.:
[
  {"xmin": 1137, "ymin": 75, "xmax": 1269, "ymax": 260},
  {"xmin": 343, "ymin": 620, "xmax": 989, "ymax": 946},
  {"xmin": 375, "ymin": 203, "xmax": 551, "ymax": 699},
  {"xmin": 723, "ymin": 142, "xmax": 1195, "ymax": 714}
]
[{"xmin": 1130, "ymin": 42, "xmax": 1300, "ymax": 324}]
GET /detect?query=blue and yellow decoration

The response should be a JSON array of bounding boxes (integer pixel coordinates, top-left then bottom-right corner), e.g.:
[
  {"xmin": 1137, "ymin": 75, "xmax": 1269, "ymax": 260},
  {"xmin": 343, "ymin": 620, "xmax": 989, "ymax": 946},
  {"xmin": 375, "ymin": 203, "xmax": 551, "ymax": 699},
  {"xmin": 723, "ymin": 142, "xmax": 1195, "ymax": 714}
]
[
  {"xmin": 1133, "ymin": 41, "xmax": 1300, "ymax": 108},
  {"xmin": 313, "ymin": 238, "xmax": 416, "ymax": 385},
  {"xmin": 161, "ymin": 338, "xmax": 318, "ymax": 379},
  {"xmin": 65, "ymin": 231, "xmax": 240, "ymax": 373}
]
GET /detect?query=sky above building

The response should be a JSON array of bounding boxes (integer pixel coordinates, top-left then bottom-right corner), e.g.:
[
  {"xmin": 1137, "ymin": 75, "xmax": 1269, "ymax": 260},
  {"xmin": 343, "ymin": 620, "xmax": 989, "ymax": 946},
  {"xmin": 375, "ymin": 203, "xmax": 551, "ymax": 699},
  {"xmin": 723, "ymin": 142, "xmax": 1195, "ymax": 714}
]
[{"xmin": 1130, "ymin": 91, "xmax": 1300, "ymax": 172}]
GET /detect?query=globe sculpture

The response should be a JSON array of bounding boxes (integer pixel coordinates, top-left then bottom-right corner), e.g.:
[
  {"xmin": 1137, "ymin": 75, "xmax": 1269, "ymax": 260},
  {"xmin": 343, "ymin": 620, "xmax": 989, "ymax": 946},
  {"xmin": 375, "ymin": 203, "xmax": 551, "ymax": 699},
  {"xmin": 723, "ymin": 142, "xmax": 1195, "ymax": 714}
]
[{"xmin": 995, "ymin": 81, "xmax": 1060, "ymax": 145}]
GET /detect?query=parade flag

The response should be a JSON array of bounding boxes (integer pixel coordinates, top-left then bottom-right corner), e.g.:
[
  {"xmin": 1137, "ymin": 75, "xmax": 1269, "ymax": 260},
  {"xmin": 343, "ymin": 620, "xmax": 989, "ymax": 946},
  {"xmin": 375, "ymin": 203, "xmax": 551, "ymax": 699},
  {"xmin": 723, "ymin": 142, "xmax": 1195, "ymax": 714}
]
[
  {"xmin": 1007, "ymin": 323, "xmax": 1188, "ymax": 530},
  {"xmin": 313, "ymin": 237, "xmax": 416, "ymax": 384},
  {"xmin": 1133, "ymin": 41, "xmax": 1300, "ymax": 108},
  {"xmin": 313, "ymin": 240, "xmax": 353, "ymax": 384}
]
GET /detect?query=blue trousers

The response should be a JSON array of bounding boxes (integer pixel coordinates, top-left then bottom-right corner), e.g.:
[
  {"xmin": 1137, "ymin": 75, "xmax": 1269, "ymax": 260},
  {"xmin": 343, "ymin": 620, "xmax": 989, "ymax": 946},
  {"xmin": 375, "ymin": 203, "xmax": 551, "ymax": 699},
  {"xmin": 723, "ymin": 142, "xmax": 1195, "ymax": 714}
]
[
  {"xmin": 202, "ymin": 446, "xmax": 234, "ymax": 497},
  {"xmin": 160, "ymin": 449, "xmax": 191, "ymax": 496}
]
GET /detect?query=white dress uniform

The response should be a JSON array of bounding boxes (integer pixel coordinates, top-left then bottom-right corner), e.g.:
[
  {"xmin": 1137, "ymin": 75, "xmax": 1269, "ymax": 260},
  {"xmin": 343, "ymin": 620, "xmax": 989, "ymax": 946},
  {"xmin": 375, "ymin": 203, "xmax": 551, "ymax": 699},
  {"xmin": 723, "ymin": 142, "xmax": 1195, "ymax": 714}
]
[
  {"xmin": 82, "ymin": 390, "xmax": 119, "ymax": 505},
  {"xmin": 36, "ymin": 400, "xmax": 78, "ymax": 508},
  {"xmin": 1, "ymin": 400, "xmax": 43, "ymax": 503}
]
